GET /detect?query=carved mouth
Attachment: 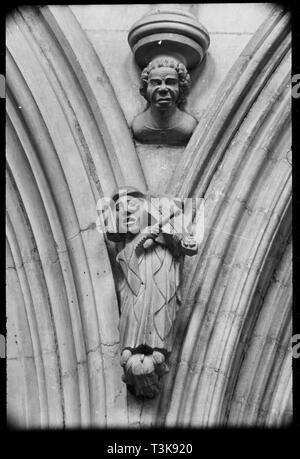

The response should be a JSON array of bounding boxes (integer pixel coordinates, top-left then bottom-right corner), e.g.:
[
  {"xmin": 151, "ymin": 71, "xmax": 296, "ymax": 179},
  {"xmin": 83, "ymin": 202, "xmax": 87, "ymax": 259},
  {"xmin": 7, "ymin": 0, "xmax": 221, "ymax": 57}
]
[
  {"xmin": 126, "ymin": 216, "xmax": 137, "ymax": 225},
  {"xmin": 156, "ymin": 98, "xmax": 172, "ymax": 107}
]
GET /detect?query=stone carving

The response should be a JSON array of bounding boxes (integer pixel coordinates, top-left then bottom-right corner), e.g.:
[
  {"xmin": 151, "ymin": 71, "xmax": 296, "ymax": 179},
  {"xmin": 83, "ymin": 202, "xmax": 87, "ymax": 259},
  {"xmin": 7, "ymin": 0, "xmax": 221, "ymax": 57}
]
[
  {"xmin": 132, "ymin": 57, "xmax": 197, "ymax": 145},
  {"xmin": 128, "ymin": 8, "xmax": 210, "ymax": 145},
  {"xmin": 105, "ymin": 187, "xmax": 198, "ymax": 398}
]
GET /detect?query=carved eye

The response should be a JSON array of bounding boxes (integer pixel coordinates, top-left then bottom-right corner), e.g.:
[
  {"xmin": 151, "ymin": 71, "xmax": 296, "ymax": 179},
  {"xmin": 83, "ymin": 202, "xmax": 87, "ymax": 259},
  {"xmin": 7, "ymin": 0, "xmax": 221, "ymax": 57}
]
[
  {"xmin": 149, "ymin": 79, "xmax": 161, "ymax": 86},
  {"xmin": 127, "ymin": 199, "xmax": 139, "ymax": 212},
  {"xmin": 166, "ymin": 78, "xmax": 178, "ymax": 86}
]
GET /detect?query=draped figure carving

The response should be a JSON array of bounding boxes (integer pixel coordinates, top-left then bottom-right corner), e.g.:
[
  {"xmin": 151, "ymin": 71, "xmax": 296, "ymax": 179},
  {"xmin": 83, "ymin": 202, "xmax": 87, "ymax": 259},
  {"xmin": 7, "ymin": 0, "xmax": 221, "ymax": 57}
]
[{"xmin": 104, "ymin": 188, "xmax": 198, "ymax": 398}]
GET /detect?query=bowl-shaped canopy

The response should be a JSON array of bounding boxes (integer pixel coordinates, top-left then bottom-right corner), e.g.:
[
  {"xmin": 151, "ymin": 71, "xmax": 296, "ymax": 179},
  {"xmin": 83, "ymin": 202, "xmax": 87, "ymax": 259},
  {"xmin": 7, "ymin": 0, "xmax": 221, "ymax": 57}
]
[{"xmin": 128, "ymin": 8, "xmax": 210, "ymax": 69}]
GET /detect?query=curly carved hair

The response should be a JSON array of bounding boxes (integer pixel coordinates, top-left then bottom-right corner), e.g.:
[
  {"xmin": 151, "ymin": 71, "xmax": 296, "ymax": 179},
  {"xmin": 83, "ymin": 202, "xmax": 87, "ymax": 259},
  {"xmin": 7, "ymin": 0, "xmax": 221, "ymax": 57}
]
[{"xmin": 140, "ymin": 57, "xmax": 191, "ymax": 107}]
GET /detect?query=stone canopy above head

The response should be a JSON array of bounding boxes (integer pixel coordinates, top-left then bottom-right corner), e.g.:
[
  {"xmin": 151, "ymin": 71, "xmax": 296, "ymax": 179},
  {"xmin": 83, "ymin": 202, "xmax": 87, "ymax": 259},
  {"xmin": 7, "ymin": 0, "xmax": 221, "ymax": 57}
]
[{"xmin": 128, "ymin": 8, "xmax": 210, "ymax": 70}]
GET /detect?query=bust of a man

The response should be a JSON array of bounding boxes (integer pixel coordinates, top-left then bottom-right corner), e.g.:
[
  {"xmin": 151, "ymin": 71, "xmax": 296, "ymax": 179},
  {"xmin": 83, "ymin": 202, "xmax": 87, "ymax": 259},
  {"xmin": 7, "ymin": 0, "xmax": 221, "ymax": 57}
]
[{"xmin": 132, "ymin": 57, "xmax": 198, "ymax": 145}]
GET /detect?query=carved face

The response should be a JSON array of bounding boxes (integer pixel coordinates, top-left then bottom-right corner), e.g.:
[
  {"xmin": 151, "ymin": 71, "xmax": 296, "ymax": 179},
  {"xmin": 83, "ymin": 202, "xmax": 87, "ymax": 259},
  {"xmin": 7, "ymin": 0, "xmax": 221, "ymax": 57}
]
[
  {"xmin": 146, "ymin": 67, "xmax": 179, "ymax": 110},
  {"xmin": 115, "ymin": 195, "xmax": 146, "ymax": 234}
]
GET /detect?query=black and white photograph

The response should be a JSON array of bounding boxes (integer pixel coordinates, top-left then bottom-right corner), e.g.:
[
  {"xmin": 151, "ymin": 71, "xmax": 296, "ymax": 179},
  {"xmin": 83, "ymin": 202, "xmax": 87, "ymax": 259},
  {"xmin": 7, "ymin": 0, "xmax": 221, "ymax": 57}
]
[{"xmin": 4, "ymin": 2, "xmax": 295, "ymax": 435}]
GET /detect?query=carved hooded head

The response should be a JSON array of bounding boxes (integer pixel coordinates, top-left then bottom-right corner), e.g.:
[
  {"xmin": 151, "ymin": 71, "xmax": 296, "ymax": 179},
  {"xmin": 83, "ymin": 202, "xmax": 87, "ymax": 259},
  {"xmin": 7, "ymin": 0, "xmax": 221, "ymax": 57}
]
[{"xmin": 105, "ymin": 187, "xmax": 148, "ymax": 241}]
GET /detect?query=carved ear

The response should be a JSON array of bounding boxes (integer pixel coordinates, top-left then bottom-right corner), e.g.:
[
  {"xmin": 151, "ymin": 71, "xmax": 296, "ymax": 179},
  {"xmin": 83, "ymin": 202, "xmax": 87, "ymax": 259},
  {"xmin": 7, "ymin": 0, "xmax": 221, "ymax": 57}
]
[{"xmin": 139, "ymin": 87, "xmax": 149, "ymax": 102}]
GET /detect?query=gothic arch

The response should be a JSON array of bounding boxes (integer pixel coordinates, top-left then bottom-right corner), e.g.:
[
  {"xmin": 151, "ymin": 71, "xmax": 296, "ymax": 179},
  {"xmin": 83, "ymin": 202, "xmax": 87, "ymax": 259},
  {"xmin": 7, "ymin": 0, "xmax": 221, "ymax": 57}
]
[{"xmin": 6, "ymin": 5, "xmax": 292, "ymax": 427}]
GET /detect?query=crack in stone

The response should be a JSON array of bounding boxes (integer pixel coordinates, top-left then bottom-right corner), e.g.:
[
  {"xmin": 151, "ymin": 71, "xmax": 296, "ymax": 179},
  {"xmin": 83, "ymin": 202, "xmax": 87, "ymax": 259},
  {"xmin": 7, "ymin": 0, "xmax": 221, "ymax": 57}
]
[
  {"xmin": 101, "ymin": 341, "xmax": 120, "ymax": 347},
  {"xmin": 87, "ymin": 342, "xmax": 120, "ymax": 354},
  {"xmin": 67, "ymin": 222, "xmax": 97, "ymax": 242}
]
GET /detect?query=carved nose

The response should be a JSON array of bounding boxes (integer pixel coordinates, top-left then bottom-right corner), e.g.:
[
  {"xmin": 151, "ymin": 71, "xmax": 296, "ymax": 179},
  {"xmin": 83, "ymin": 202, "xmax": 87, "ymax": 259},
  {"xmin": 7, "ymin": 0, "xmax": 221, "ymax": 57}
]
[{"xmin": 158, "ymin": 84, "xmax": 168, "ymax": 94}]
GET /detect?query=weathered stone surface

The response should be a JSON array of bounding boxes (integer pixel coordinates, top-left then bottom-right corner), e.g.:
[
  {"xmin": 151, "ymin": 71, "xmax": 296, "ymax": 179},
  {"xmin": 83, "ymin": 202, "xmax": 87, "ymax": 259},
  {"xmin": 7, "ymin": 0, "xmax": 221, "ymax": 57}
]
[{"xmin": 6, "ymin": 4, "xmax": 291, "ymax": 428}]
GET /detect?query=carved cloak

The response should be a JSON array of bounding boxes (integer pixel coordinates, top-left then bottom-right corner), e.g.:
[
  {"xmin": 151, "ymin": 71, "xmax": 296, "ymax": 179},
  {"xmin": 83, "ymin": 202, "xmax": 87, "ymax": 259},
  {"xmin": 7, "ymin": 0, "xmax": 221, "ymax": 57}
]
[{"xmin": 116, "ymin": 234, "xmax": 182, "ymax": 354}]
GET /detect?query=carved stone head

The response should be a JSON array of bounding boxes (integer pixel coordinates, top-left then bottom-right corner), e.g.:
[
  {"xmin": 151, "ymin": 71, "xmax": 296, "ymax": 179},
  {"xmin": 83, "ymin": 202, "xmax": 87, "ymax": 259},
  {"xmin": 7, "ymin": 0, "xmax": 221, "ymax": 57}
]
[
  {"xmin": 140, "ymin": 57, "xmax": 191, "ymax": 109},
  {"xmin": 132, "ymin": 56, "xmax": 197, "ymax": 144},
  {"xmin": 129, "ymin": 9, "xmax": 209, "ymax": 144},
  {"xmin": 106, "ymin": 187, "xmax": 148, "ymax": 240}
]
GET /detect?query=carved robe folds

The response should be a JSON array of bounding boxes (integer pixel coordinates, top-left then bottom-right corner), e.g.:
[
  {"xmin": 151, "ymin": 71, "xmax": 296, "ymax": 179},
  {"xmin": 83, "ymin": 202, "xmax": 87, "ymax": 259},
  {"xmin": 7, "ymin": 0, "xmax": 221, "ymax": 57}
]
[{"xmin": 117, "ymin": 233, "xmax": 181, "ymax": 354}]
